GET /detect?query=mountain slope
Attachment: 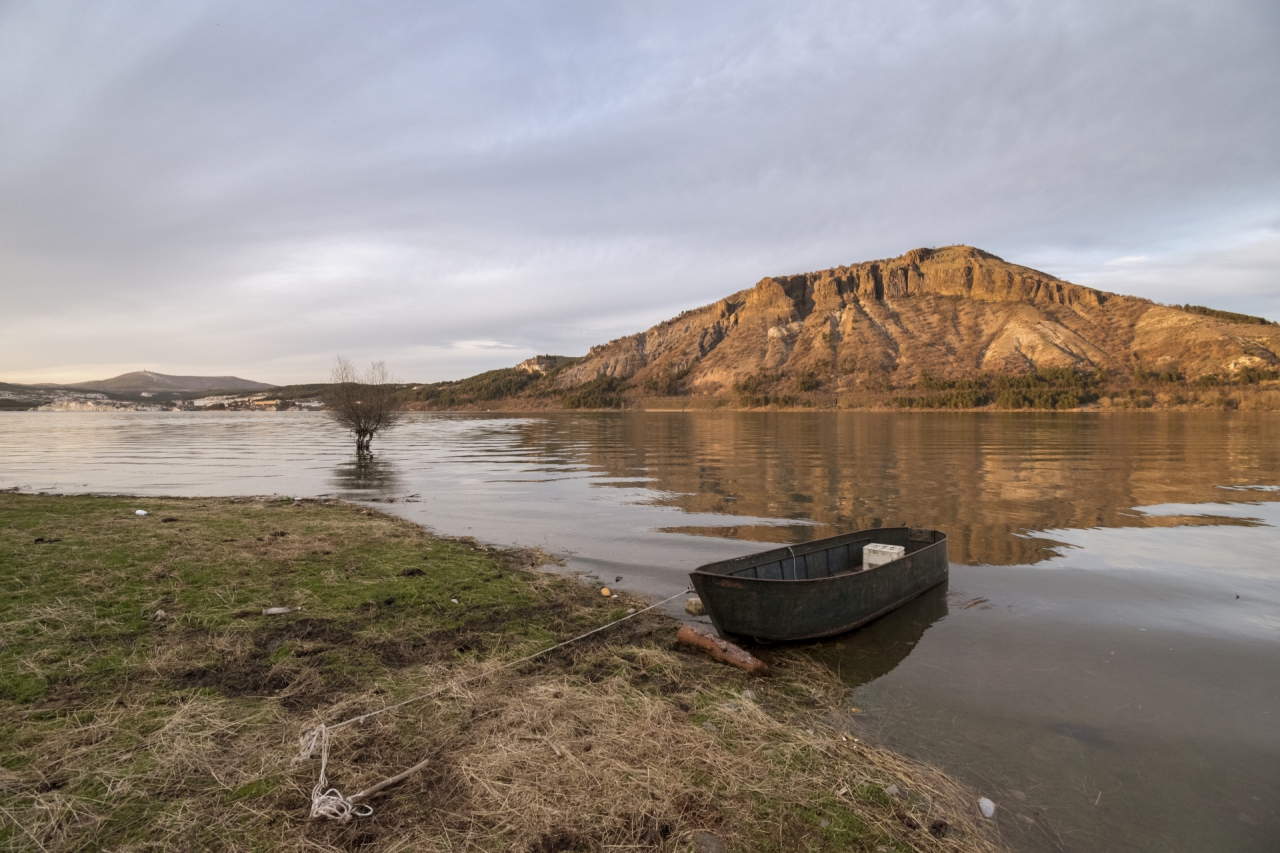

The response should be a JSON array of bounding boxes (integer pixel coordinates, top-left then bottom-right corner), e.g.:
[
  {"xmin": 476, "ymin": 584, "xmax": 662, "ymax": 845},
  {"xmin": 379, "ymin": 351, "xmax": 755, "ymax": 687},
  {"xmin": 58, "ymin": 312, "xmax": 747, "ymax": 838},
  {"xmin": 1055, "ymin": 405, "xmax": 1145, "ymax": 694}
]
[
  {"xmin": 551, "ymin": 246, "xmax": 1280, "ymax": 396},
  {"xmin": 73, "ymin": 370, "xmax": 274, "ymax": 393}
]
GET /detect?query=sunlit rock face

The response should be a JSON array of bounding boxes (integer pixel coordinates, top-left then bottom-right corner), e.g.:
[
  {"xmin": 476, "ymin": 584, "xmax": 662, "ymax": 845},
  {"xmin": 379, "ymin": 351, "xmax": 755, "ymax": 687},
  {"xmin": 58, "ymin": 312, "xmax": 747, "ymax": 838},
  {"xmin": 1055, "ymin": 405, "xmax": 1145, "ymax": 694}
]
[
  {"xmin": 552, "ymin": 246, "xmax": 1280, "ymax": 395},
  {"xmin": 515, "ymin": 355, "xmax": 574, "ymax": 374}
]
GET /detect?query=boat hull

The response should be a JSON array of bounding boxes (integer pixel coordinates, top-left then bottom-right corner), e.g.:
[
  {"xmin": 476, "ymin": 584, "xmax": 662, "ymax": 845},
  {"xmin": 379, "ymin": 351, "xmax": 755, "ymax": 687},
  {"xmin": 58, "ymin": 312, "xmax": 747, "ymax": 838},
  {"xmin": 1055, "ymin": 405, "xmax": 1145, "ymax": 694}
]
[{"xmin": 689, "ymin": 527, "xmax": 948, "ymax": 642}]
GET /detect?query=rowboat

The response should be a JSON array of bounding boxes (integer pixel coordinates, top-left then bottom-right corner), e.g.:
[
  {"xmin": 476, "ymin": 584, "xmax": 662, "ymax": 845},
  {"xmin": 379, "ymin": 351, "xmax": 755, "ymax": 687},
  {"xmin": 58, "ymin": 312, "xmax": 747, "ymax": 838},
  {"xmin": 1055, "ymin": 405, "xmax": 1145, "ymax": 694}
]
[{"xmin": 688, "ymin": 527, "xmax": 948, "ymax": 642}]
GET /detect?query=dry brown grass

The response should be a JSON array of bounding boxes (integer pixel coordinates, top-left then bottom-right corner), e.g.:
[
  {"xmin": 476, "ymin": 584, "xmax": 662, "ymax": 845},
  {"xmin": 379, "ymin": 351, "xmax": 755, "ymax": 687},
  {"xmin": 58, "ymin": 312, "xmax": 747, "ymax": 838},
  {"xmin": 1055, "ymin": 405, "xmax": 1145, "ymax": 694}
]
[
  {"xmin": 2, "ymin": 494, "xmax": 1010, "ymax": 852},
  {"xmin": 5, "ymin": 622, "xmax": 1012, "ymax": 853}
]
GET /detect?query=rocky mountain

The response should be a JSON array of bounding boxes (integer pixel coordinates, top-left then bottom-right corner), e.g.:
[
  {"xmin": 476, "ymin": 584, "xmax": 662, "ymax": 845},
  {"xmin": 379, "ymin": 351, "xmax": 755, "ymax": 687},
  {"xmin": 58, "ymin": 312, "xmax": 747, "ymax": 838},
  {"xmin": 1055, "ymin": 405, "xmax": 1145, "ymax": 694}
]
[
  {"xmin": 551, "ymin": 245, "xmax": 1279, "ymax": 397},
  {"xmin": 70, "ymin": 370, "xmax": 274, "ymax": 393}
]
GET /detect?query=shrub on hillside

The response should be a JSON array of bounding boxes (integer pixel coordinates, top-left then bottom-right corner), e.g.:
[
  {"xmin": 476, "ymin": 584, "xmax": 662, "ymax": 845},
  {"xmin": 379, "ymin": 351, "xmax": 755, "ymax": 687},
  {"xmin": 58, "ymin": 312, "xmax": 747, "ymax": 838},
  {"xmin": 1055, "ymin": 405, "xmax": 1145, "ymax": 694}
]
[
  {"xmin": 1133, "ymin": 367, "xmax": 1185, "ymax": 384},
  {"xmin": 562, "ymin": 375, "xmax": 625, "ymax": 409},
  {"xmin": 406, "ymin": 368, "xmax": 538, "ymax": 408},
  {"xmin": 891, "ymin": 389, "xmax": 989, "ymax": 409},
  {"xmin": 1179, "ymin": 305, "xmax": 1275, "ymax": 326},
  {"xmin": 642, "ymin": 364, "xmax": 693, "ymax": 396},
  {"xmin": 732, "ymin": 373, "xmax": 782, "ymax": 407},
  {"xmin": 992, "ymin": 368, "xmax": 1102, "ymax": 410},
  {"xmin": 916, "ymin": 371, "xmax": 987, "ymax": 392},
  {"xmin": 996, "ymin": 388, "xmax": 1085, "ymax": 409},
  {"xmin": 797, "ymin": 369, "xmax": 824, "ymax": 392},
  {"xmin": 1236, "ymin": 366, "xmax": 1280, "ymax": 384}
]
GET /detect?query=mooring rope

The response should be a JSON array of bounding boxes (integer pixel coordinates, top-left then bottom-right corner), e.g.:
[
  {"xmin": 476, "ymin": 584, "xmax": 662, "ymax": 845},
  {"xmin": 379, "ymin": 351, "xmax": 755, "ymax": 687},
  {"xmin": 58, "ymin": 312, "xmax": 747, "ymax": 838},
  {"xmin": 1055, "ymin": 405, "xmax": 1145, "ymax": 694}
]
[
  {"xmin": 299, "ymin": 586, "xmax": 694, "ymax": 821},
  {"xmin": 307, "ymin": 722, "xmax": 374, "ymax": 821}
]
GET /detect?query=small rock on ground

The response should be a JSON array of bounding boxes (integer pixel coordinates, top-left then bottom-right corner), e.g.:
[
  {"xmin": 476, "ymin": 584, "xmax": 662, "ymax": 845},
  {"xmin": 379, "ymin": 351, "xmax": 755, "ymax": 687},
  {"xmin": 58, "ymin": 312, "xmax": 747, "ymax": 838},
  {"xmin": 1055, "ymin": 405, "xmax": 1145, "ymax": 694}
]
[{"xmin": 685, "ymin": 597, "xmax": 706, "ymax": 616}]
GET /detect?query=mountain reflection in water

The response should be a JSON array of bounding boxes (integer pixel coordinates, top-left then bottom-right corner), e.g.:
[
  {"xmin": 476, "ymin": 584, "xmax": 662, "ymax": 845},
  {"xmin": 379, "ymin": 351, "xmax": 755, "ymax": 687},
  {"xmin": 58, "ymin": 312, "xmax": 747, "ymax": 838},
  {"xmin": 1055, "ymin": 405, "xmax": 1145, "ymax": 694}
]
[{"xmin": 493, "ymin": 412, "xmax": 1279, "ymax": 566}]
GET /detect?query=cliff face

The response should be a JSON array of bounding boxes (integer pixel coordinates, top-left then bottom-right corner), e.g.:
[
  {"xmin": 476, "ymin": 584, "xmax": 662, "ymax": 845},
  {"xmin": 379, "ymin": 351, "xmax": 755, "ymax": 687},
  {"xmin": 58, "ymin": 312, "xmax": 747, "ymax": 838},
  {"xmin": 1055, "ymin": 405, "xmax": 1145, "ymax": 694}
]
[{"xmin": 553, "ymin": 246, "xmax": 1280, "ymax": 394}]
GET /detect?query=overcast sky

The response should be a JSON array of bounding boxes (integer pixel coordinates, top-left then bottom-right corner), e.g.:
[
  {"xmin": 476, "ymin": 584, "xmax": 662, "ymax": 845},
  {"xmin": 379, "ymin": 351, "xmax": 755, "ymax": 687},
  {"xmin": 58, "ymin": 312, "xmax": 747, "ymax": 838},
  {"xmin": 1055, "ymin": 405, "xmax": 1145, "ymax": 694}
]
[{"xmin": 2, "ymin": 1, "xmax": 1278, "ymax": 384}]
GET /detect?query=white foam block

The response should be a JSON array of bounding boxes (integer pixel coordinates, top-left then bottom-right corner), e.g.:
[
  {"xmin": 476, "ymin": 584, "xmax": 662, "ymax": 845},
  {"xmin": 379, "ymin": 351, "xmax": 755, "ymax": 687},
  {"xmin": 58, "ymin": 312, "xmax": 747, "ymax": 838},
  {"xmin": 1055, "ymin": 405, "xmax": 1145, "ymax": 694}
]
[{"xmin": 862, "ymin": 542, "xmax": 905, "ymax": 569}]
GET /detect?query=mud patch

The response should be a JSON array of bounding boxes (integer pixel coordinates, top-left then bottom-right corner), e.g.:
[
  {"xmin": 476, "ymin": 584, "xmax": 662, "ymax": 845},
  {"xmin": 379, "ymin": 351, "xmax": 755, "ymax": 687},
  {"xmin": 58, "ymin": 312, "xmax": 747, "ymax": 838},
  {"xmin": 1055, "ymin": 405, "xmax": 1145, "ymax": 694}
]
[{"xmin": 170, "ymin": 618, "xmax": 356, "ymax": 708}]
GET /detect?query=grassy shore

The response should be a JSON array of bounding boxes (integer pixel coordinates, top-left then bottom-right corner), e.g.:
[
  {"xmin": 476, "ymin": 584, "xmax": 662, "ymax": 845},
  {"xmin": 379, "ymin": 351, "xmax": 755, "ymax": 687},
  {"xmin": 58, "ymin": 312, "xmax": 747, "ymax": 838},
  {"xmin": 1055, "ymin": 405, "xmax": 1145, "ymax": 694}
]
[{"xmin": 0, "ymin": 493, "xmax": 1004, "ymax": 852}]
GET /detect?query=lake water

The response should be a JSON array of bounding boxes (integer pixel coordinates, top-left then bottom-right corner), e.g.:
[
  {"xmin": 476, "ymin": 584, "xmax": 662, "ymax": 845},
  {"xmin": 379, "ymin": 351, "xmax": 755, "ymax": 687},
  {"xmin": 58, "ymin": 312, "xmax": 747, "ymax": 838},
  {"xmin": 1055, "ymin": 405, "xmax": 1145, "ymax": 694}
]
[{"xmin": 1, "ymin": 411, "xmax": 1277, "ymax": 852}]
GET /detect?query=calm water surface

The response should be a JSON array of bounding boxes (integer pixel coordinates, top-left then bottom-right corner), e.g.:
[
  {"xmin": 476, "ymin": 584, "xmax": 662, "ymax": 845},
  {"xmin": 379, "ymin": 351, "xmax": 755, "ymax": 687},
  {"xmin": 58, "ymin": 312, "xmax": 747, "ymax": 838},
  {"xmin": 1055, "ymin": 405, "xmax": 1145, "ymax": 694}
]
[{"xmin": 1, "ymin": 411, "xmax": 1277, "ymax": 852}]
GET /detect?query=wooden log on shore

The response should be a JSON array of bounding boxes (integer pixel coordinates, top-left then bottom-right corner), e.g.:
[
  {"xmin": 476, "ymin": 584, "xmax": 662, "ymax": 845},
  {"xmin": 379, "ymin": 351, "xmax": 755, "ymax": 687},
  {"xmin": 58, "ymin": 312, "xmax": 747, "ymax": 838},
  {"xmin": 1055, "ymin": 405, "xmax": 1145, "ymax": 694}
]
[{"xmin": 676, "ymin": 625, "xmax": 768, "ymax": 674}]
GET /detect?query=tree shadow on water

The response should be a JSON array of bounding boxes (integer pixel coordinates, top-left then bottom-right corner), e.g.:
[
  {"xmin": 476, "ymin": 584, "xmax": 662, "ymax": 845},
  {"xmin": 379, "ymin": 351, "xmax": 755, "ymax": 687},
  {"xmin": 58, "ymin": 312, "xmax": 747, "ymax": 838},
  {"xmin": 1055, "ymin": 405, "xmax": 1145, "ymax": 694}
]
[{"xmin": 329, "ymin": 452, "xmax": 404, "ymax": 498}]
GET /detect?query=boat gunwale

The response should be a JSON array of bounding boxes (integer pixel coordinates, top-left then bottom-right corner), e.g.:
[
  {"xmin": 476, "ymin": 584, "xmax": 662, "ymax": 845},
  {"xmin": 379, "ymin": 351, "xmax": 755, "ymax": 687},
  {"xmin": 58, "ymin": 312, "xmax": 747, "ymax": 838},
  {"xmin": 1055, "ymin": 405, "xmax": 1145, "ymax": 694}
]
[{"xmin": 689, "ymin": 527, "xmax": 947, "ymax": 584}]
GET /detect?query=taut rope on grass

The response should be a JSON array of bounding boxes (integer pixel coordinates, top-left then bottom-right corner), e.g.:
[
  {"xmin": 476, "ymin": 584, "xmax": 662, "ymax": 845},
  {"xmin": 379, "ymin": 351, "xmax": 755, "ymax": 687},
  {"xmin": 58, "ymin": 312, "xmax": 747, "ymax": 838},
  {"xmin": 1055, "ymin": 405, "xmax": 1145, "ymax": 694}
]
[{"xmin": 299, "ymin": 587, "xmax": 693, "ymax": 821}]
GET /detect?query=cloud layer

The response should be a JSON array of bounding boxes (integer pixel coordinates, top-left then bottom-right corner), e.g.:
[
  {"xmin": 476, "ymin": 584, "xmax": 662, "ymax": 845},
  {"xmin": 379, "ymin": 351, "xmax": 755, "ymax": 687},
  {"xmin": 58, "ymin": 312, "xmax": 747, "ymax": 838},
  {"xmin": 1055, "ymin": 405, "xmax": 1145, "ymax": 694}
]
[{"xmin": 2, "ymin": 0, "xmax": 1278, "ymax": 383}]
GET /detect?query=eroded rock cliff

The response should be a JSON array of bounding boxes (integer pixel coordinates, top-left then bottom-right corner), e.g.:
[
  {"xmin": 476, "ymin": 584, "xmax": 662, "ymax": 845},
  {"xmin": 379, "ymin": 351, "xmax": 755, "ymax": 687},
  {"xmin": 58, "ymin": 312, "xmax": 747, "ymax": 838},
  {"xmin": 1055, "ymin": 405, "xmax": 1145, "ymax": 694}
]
[{"xmin": 552, "ymin": 246, "xmax": 1280, "ymax": 396}]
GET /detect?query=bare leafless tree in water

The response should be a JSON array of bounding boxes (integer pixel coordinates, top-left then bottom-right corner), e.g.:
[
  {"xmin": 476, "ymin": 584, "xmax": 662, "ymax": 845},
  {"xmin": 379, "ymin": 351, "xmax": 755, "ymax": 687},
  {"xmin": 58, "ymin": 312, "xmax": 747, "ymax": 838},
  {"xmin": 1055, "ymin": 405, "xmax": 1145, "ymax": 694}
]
[{"xmin": 325, "ymin": 357, "xmax": 404, "ymax": 454}]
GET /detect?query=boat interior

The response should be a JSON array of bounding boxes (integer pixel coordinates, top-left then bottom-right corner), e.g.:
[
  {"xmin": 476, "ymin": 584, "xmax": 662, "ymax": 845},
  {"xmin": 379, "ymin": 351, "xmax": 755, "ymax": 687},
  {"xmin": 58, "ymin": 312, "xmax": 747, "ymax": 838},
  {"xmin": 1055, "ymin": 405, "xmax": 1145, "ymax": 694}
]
[{"xmin": 695, "ymin": 527, "xmax": 943, "ymax": 581}]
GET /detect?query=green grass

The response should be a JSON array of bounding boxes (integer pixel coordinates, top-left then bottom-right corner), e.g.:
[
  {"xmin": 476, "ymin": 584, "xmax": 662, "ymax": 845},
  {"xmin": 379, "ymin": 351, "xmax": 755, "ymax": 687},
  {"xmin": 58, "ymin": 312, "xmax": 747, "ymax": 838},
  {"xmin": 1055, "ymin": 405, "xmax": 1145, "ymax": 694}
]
[
  {"xmin": 0, "ymin": 493, "xmax": 615, "ymax": 851},
  {"xmin": 0, "ymin": 493, "xmax": 1002, "ymax": 853},
  {"xmin": 0, "ymin": 494, "xmax": 595, "ymax": 710}
]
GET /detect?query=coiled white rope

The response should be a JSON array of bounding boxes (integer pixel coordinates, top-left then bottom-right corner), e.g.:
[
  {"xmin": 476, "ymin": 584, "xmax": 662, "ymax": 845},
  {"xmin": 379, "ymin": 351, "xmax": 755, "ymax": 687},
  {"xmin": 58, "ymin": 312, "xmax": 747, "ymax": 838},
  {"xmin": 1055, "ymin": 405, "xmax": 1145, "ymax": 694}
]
[
  {"xmin": 307, "ymin": 723, "xmax": 373, "ymax": 822},
  {"xmin": 298, "ymin": 587, "xmax": 693, "ymax": 820}
]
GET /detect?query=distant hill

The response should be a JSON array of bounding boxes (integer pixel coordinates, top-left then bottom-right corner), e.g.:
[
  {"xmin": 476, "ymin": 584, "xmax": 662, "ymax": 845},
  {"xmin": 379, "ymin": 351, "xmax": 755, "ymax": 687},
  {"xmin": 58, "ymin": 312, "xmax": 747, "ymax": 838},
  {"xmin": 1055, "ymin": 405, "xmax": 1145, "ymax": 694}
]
[
  {"xmin": 402, "ymin": 245, "xmax": 1280, "ymax": 411},
  {"xmin": 71, "ymin": 370, "xmax": 274, "ymax": 393}
]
